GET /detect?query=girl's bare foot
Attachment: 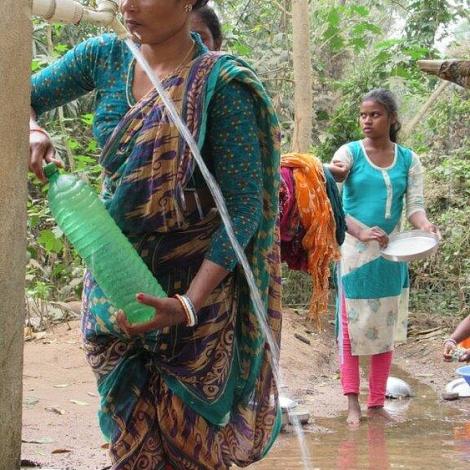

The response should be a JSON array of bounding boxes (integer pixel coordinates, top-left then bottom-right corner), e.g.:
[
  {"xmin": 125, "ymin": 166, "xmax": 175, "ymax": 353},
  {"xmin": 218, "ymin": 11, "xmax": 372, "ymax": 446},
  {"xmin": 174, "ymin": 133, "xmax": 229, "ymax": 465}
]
[
  {"xmin": 367, "ymin": 406, "xmax": 395, "ymax": 421},
  {"xmin": 347, "ymin": 394, "xmax": 362, "ymax": 425}
]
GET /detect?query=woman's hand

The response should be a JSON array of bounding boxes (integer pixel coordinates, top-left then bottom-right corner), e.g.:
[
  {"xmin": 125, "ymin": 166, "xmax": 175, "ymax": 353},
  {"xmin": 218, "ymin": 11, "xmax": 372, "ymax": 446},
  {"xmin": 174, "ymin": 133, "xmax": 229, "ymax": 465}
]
[
  {"xmin": 443, "ymin": 339, "xmax": 457, "ymax": 362},
  {"xmin": 29, "ymin": 128, "xmax": 63, "ymax": 182},
  {"xmin": 459, "ymin": 349, "xmax": 470, "ymax": 362},
  {"xmin": 358, "ymin": 226, "xmax": 389, "ymax": 248},
  {"xmin": 329, "ymin": 159, "xmax": 349, "ymax": 182},
  {"xmin": 117, "ymin": 293, "xmax": 187, "ymax": 336}
]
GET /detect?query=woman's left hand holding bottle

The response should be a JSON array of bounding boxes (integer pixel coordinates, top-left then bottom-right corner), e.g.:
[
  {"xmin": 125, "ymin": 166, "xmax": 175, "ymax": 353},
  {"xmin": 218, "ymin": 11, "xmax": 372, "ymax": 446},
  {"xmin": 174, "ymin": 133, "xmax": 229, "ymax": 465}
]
[
  {"xmin": 117, "ymin": 293, "xmax": 189, "ymax": 336},
  {"xmin": 29, "ymin": 111, "xmax": 63, "ymax": 182}
]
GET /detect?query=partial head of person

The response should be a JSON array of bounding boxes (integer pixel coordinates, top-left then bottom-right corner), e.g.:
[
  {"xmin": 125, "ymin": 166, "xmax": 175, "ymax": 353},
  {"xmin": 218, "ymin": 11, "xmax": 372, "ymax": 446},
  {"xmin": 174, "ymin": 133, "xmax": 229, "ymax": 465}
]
[
  {"xmin": 359, "ymin": 88, "xmax": 402, "ymax": 143},
  {"xmin": 191, "ymin": 6, "xmax": 223, "ymax": 51},
  {"xmin": 120, "ymin": 0, "xmax": 210, "ymax": 44}
]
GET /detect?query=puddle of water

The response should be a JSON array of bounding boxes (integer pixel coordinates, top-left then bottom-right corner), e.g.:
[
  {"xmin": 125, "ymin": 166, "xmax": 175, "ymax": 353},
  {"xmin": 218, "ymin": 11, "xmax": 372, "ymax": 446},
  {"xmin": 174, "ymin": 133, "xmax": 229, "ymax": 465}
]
[{"xmin": 252, "ymin": 366, "xmax": 470, "ymax": 469}]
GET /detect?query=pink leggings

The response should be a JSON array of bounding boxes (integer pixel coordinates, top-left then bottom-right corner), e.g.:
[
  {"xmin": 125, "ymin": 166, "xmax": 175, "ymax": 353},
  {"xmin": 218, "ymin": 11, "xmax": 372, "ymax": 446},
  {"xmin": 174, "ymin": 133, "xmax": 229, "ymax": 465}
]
[{"xmin": 340, "ymin": 296, "xmax": 393, "ymax": 408}]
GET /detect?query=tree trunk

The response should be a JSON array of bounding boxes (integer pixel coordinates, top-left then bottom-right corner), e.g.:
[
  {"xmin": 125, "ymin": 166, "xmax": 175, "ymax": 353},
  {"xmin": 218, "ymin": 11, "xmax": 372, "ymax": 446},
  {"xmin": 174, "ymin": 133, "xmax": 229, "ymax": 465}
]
[
  {"xmin": 0, "ymin": 1, "xmax": 31, "ymax": 468},
  {"xmin": 291, "ymin": 0, "xmax": 313, "ymax": 153},
  {"xmin": 402, "ymin": 81, "xmax": 450, "ymax": 140}
]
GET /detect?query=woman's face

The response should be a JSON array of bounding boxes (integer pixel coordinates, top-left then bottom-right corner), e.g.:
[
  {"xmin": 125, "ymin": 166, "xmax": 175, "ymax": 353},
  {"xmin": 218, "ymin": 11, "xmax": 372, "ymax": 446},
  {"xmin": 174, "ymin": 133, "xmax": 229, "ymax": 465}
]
[
  {"xmin": 359, "ymin": 100, "xmax": 394, "ymax": 139},
  {"xmin": 120, "ymin": 0, "xmax": 195, "ymax": 44},
  {"xmin": 190, "ymin": 13, "xmax": 219, "ymax": 50}
]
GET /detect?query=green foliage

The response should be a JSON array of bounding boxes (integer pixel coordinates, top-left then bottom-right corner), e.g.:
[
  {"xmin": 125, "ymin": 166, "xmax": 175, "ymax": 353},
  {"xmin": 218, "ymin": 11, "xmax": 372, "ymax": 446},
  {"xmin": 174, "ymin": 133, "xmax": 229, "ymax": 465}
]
[
  {"xmin": 28, "ymin": 19, "xmax": 101, "ymax": 302},
  {"xmin": 406, "ymin": 91, "xmax": 470, "ymax": 315},
  {"xmin": 405, "ymin": 0, "xmax": 454, "ymax": 49}
]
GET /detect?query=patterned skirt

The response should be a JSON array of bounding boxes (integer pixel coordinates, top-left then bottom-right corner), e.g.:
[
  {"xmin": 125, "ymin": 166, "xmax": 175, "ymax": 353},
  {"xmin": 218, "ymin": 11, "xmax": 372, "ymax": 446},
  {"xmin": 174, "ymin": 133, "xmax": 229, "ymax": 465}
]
[{"xmin": 80, "ymin": 211, "xmax": 282, "ymax": 469}]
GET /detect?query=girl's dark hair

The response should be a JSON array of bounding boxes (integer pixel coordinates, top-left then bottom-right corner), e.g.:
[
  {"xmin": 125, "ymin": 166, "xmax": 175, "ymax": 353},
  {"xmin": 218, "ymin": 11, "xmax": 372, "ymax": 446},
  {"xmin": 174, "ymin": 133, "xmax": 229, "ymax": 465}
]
[
  {"xmin": 194, "ymin": 0, "xmax": 210, "ymax": 9},
  {"xmin": 362, "ymin": 88, "xmax": 402, "ymax": 142},
  {"xmin": 193, "ymin": 6, "xmax": 223, "ymax": 44}
]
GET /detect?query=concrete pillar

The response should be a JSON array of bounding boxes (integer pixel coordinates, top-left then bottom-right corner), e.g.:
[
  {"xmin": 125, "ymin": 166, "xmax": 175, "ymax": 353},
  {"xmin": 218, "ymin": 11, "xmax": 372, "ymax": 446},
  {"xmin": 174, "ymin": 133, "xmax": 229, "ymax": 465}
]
[{"xmin": 0, "ymin": 1, "xmax": 31, "ymax": 468}]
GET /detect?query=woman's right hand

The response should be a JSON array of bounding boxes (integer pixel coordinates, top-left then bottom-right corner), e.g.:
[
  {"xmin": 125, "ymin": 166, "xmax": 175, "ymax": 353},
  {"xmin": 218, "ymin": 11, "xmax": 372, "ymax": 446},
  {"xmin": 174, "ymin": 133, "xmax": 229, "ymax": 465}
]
[
  {"xmin": 29, "ymin": 128, "xmax": 63, "ymax": 182},
  {"xmin": 443, "ymin": 339, "xmax": 456, "ymax": 362},
  {"xmin": 358, "ymin": 226, "xmax": 389, "ymax": 248}
]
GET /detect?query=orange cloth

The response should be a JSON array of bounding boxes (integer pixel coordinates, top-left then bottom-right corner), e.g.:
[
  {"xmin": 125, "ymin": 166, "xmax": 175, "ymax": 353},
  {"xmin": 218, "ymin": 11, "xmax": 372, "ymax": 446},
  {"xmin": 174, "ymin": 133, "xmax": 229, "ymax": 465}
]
[
  {"xmin": 459, "ymin": 338, "xmax": 470, "ymax": 348},
  {"xmin": 281, "ymin": 153, "xmax": 341, "ymax": 323}
]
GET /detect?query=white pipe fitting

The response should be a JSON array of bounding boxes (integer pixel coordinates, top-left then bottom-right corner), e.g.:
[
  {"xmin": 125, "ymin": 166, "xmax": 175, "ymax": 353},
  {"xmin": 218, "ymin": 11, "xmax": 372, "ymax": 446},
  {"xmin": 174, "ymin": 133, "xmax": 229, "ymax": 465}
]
[
  {"xmin": 31, "ymin": 0, "xmax": 129, "ymax": 39},
  {"xmin": 32, "ymin": 0, "xmax": 84, "ymax": 24}
]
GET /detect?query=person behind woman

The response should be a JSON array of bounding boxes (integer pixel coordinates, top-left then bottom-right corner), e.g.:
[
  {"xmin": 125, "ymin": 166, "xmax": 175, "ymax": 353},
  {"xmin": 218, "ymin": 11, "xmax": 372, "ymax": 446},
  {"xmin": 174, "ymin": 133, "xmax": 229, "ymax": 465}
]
[
  {"xmin": 443, "ymin": 315, "xmax": 470, "ymax": 362},
  {"xmin": 329, "ymin": 89, "xmax": 438, "ymax": 425},
  {"xmin": 29, "ymin": 0, "xmax": 282, "ymax": 467},
  {"xmin": 191, "ymin": 5, "xmax": 223, "ymax": 51}
]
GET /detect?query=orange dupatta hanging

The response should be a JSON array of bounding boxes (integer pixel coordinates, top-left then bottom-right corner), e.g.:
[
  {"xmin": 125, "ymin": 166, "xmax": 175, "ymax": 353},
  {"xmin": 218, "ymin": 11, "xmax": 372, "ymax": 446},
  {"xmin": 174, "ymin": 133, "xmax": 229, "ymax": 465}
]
[{"xmin": 281, "ymin": 153, "xmax": 340, "ymax": 323}]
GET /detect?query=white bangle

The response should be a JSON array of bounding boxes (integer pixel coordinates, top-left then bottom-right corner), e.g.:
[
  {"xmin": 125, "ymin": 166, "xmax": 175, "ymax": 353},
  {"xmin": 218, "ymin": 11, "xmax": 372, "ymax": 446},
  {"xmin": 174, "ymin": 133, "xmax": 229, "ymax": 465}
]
[
  {"xmin": 445, "ymin": 338, "xmax": 457, "ymax": 346},
  {"xmin": 174, "ymin": 294, "xmax": 198, "ymax": 327}
]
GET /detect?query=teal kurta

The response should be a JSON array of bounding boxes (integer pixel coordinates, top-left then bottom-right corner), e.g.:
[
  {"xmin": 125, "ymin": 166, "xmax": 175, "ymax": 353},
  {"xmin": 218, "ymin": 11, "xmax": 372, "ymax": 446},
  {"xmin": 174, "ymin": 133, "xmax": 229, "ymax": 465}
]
[{"xmin": 335, "ymin": 140, "xmax": 425, "ymax": 355}]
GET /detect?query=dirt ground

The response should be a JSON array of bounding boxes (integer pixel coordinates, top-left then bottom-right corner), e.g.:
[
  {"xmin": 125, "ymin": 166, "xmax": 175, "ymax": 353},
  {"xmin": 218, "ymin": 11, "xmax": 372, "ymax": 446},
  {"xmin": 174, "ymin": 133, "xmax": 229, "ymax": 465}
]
[{"xmin": 20, "ymin": 306, "xmax": 467, "ymax": 469}]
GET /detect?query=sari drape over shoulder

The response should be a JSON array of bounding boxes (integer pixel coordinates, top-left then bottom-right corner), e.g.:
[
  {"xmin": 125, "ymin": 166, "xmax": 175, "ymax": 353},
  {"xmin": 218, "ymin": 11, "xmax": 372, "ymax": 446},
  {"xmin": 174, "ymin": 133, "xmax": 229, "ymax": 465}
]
[{"xmin": 81, "ymin": 51, "xmax": 282, "ymax": 469}]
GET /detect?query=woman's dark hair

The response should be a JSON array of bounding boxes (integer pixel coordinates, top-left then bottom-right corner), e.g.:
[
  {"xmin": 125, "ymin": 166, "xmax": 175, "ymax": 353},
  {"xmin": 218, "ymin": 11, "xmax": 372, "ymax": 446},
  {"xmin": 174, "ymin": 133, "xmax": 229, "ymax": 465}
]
[
  {"xmin": 362, "ymin": 88, "xmax": 402, "ymax": 142},
  {"xmin": 192, "ymin": 6, "xmax": 223, "ymax": 45},
  {"xmin": 194, "ymin": 0, "xmax": 210, "ymax": 9}
]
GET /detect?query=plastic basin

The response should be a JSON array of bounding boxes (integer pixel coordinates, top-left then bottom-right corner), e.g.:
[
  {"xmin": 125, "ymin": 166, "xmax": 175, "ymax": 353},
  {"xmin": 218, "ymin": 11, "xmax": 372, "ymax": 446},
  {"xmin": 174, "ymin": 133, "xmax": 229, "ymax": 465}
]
[{"xmin": 456, "ymin": 365, "xmax": 470, "ymax": 386}]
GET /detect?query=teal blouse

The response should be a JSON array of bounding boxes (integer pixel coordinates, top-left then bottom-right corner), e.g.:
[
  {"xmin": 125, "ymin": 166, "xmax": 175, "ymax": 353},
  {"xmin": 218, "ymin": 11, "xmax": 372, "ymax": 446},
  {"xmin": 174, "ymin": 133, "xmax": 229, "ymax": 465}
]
[
  {"xmin": 31, "ymin": 34, "xmax": 263, "ymax": 271},
  {"xmin": 342, "ymin": 140, "xmax": 413, "ymax": 234}
]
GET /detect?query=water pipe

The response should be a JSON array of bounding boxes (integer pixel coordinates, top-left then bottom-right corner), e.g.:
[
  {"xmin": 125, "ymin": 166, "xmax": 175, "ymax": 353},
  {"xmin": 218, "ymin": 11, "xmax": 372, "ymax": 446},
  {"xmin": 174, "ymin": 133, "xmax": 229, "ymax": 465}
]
[{"xmin": 31, "ymin": 0, "xmax": 129, "ymax": 39}]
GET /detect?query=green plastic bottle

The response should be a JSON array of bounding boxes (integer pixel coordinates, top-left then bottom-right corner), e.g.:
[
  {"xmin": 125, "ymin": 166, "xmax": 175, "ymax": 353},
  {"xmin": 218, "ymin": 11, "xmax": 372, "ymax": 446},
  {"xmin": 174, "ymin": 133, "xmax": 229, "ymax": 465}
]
[{"xmin": 44, "ymin": 163, "xmax": 166, "ymax": 324}]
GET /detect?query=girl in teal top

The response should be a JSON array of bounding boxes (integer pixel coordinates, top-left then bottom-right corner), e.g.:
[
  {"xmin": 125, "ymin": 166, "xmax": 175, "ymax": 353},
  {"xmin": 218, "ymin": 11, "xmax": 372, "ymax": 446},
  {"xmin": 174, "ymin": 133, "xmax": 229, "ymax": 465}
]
[{"xmin": 330, "ymin": 89, "xmax": 439, "ymax": 425}]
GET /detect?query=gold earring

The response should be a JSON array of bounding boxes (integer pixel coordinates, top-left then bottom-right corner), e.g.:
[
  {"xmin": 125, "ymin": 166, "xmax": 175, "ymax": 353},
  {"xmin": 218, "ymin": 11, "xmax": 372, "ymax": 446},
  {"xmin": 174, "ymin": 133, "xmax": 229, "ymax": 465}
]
[{"xmin": 184, "ymin": 4, "xmax": 193, "ymax": 13}]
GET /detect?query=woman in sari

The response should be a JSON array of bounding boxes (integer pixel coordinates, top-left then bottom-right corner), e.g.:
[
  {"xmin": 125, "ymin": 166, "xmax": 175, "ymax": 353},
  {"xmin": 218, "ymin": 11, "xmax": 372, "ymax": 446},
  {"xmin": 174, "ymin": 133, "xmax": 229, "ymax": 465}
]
[{"xmin": 29, "ymin": 1, "xmax": 282, "ymax": 468}]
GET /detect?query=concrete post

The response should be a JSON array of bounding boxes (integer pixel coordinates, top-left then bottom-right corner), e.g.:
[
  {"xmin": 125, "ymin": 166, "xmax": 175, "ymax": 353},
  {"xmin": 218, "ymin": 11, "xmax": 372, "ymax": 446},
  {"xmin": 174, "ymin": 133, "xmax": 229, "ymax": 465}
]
[{"xmin": 0, "ymin": 1, "xmax": 31, "ymax": 468}]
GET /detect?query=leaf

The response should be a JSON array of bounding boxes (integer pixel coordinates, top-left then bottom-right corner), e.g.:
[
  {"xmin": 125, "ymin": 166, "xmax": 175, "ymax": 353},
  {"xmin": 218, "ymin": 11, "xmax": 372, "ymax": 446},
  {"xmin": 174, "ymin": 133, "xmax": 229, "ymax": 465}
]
[
  {"xmin": 45, "ymin": 406, "xmax": 66, "ymax": 415},
  {"xmin": 22, "ymin": 437, "xmax": 55, "ymax": 444},
  {"xmin": 24, "ymin": 397, "xmax": 40, "ymax": 407},
  {"xmin": 38, "ymin": 229, "xmax": 63, "ymax": 254},
  {"xmin": 70, "ymin": 399, "xmax": 89, "ymax": 406},
  {"xmin": 351, "ymin": 5, "xmax": 369, "ymax": 17},
  {"xmin": 80, "ymin": 113, "xmax": 94, "ymax": 126},
  {"xmin": 327, "ymin": 8, "xmax": 341, "ymax": 28},
  {"xmin": 352, "ymin": 22, "xmax": 382, "ymax": 36},
  {"xmin": 52, "ymin": 448, "xmax": 72, "ymax": 454}
]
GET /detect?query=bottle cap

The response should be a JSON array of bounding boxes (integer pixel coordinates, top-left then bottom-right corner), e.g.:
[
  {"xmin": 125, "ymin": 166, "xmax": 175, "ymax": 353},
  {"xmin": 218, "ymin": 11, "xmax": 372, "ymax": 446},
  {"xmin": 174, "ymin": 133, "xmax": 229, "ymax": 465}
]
[{"xmin": 43, "ymin": 163, "xmax": 58, "ymax": 179}]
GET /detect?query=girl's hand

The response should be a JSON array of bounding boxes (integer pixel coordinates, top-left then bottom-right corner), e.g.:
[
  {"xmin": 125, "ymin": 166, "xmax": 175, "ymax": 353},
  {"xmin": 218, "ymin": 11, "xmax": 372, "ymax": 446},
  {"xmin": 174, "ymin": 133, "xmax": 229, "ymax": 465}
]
[
  {"xmin": 358, "ymin": 226, "xmax": 389, "ymax": 248},
  {"xmin": 443, "ymin": 339, "xmax": 457, "ymax": 362},
  {"xmin": 29, "ymin": 128, "xmax": 63, "ymax": 182},
  {"xmin": 419, "ymin": 221, "xmax": 441, "ymax": 239},
  {"xmin": 459, "ymin": 349, "xmax": 470, "ymax": 362},
  {"xmin": 116, "ymin": 293, "xmax": 188, "ymax": 336},
  {"xmin": 329, "ymin": 159, "xmax": 349, "ymax": 182}
]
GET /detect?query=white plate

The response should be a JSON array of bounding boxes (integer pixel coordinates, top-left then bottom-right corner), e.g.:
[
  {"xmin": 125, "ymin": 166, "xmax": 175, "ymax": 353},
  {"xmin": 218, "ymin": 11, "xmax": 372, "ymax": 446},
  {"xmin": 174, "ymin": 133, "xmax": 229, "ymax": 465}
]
[
  {"xmin": 381, "ymin": 230, "xmax": 439, "ymax": 262},
  {"xmin": 445, "ymin": 378, "xmax": 470, "ymax": 398}
]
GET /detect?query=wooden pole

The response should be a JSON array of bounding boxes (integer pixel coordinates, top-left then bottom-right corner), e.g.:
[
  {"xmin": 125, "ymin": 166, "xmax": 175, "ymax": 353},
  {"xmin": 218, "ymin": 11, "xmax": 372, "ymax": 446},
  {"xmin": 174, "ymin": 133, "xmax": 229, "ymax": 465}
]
[
  {"xmin": 0, "ymin": 2, "xmax": 31, "ymax": 468},
  {"xmin": 418, "ymin": 59, "xmax": 470, "ymax": 89},
  {"xmin": 291, "ymin": 0, "xmax": 313, "ymax": 153}
]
